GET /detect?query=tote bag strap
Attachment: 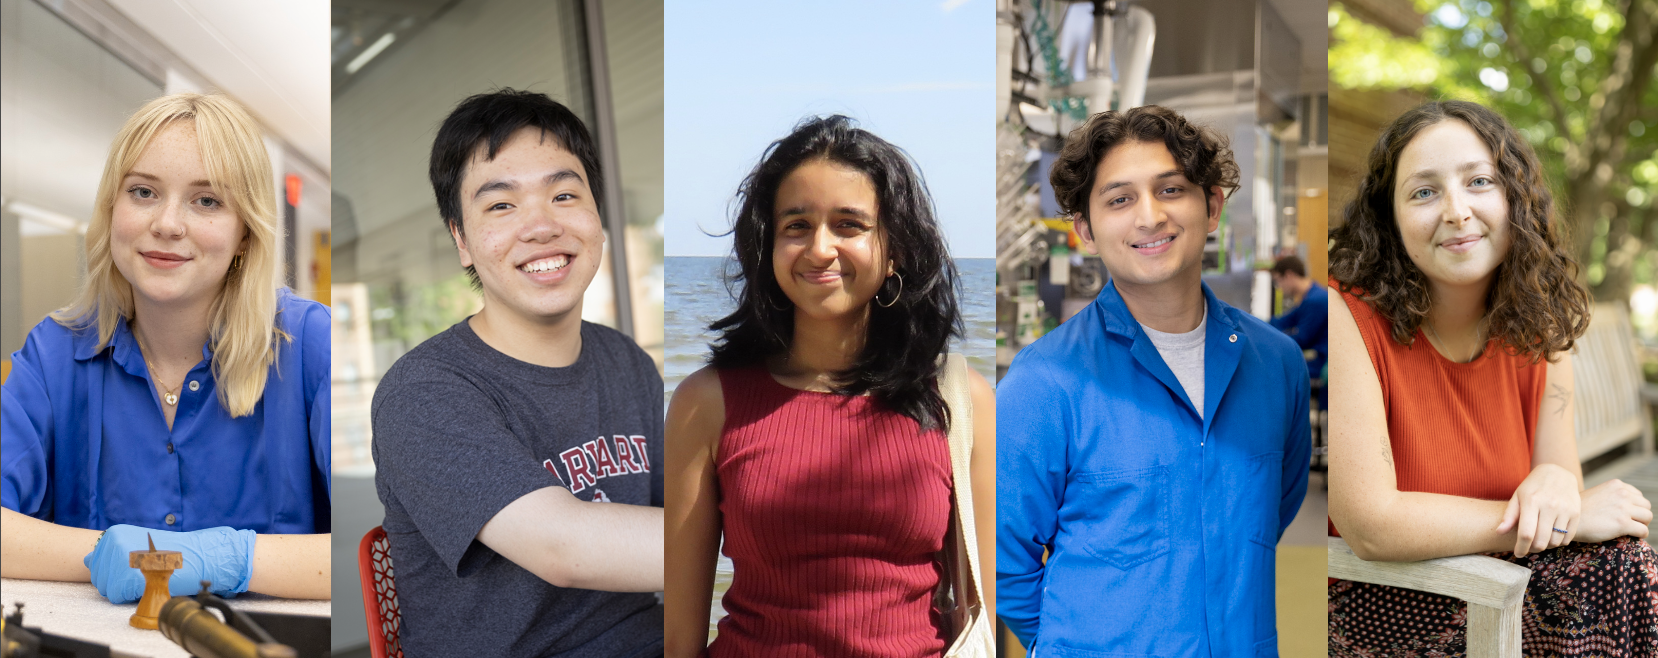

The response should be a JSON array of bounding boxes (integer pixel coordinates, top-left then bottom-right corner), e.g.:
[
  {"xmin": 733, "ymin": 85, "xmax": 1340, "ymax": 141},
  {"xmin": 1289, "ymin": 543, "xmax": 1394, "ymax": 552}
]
[{"xmin": 939, "ymin": 353, "xmax": 983, "ymax": 614}]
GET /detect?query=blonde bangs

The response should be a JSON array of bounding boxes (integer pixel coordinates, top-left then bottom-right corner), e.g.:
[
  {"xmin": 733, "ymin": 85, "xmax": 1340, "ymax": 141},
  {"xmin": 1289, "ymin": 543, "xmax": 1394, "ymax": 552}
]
[{"xmin": 52, "ymin": 93, "xmax": 284, "ymax": 417}]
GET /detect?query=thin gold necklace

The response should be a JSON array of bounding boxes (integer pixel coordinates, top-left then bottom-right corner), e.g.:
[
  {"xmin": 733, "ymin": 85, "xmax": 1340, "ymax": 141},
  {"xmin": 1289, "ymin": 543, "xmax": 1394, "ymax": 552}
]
[
  {"xmin": 133, "ymin": 325, "xmax": 180, "ymax": 406},
  {"xmin": 1425, "ymin": 315, "xmax": 1488, "ymax": 363}
]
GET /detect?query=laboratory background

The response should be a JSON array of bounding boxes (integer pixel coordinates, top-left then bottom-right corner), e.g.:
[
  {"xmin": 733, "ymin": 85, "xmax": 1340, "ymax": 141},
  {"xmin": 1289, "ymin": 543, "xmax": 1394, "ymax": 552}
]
[
  {"xmin": 0, "ymin": 0, "xmax": 332, "ymax": 655},
  {"xmin": 992, "ymin": 0, "xmax": 1330, "ymax": 654}
]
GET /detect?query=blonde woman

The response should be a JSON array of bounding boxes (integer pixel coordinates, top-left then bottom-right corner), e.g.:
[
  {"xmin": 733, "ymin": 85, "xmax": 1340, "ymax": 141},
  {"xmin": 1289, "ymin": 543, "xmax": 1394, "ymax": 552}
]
[{"xmin": 1, "ymin": 93, "xmax": 330, "ymax": 602}]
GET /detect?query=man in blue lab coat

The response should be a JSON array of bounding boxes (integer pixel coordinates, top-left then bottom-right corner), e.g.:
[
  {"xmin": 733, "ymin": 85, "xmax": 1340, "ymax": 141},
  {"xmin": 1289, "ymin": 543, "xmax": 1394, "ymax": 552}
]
[
  {"xmin": 1269, "ymin": 255, "xmax": 1329, "ymax": 405},
  {"xmin": 997, "ymin": 105, "xmax": 1310, "ymax": 656}
]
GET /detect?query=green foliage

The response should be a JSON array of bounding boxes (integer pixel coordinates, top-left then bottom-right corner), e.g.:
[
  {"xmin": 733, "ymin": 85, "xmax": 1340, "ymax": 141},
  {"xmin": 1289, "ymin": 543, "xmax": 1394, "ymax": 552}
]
[
  {"xmin": 368, "ymin": 272, "xmax": 481, "ymax": 352},
  {"xmin": 1331, "ymin": 0, "xmax": 1657, "ymax": 290}
]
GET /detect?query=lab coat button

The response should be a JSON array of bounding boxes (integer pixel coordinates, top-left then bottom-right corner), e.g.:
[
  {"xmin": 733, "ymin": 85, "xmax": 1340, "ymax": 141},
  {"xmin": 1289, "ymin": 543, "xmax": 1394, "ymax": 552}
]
[
  {"xmin": 165, "ymin": 514, "xmax": 176, "ymax": 526},
  {"xmin": 1229, "ymin": 334, "xmax": 1237, "ymax": 343},
  {"xmin": 188, "ymin": 380, "xmax": 200, "ymax": 391}
]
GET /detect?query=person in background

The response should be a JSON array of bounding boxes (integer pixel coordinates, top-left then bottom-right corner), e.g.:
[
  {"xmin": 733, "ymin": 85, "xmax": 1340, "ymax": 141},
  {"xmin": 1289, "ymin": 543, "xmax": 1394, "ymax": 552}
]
[
  {"xmin": 1, "ymin": 93, "xmax": 331, "ymax": 603},
  {"xmin": 997, "ymin": 105, "xmax": 1310, "ymax": 656},
  {"xmin": 370, "ymin": 89, "xmax": 664, "ymax": 657},
  {"xmin": 1268, "ymin": 255, "xmax": 1328, "ymax": 404}
]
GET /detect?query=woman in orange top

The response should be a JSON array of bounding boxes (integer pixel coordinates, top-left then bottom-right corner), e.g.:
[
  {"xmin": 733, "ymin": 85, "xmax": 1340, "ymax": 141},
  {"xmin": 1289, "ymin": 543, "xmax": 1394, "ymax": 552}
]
[{"xmin": 1327, "ymin": 100, "xmax": 1657, "ymax": 654}]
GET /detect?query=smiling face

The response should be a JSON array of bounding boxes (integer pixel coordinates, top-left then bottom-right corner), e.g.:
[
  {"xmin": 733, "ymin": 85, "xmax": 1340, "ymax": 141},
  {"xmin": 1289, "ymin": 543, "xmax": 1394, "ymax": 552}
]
[
  {"xmin": 1391, "ymin": 119, "xmax": 1512, "ymax": 292},
  {"xmin": 1076, "ymin": 140, "xmax": 1221, "ymax": 292},
  {"xmin": 771, "ymin": 158, "xmax": 891, "ymax": 323},
  {"xmin": 452, "ymin": 126, "xmax": 606, "ymax": 327},
  {"xmin": 109, "ymin": 120, "xmax": 247, "ymax": 311}
]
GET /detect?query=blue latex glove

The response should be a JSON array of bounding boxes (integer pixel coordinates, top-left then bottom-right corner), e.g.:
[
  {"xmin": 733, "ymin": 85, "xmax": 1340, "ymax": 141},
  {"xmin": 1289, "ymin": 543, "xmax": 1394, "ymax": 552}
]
[{"xmin": 83, "ymin": 524, "xmax": 256, "ymax": 604}]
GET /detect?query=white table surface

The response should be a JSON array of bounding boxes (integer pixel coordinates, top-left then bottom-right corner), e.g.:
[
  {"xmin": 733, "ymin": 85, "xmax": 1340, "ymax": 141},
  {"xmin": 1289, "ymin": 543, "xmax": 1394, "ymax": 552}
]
[{"xmin": 1, "ymin": 577, "xmax": 329, "ymax": 658}]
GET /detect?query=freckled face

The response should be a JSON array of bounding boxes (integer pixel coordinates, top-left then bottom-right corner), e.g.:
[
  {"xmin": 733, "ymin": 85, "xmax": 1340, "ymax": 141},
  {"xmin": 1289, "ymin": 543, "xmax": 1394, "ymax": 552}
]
[
  {"xmin": 771, "ymin": 159, "xmax": 892, "ymax": 322},
  {"xmin": 1391, "ymin": 119, "xmax": 1512, "ymax": 290},
  {"xmin": 1076, "ymin": 140, "xmax": 1221, "ymax": 290},
  {"xmin": 109, "ymin": 121, "xmax": 247, "ymax": 309},
  {"xmin": 453, "ymin": 126, "xmax": 606, "ymax": 325}
]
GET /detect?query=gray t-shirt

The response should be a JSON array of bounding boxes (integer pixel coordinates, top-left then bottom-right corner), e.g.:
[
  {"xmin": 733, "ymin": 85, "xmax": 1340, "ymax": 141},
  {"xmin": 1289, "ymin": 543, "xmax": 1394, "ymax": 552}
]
[
  {"xmin": 1141, "ymin": 308, "xmax": 1207, "ymax": 419},
  {"xmin": 372, "ymin": 319, "xmax": 664, "ymax": 658}
]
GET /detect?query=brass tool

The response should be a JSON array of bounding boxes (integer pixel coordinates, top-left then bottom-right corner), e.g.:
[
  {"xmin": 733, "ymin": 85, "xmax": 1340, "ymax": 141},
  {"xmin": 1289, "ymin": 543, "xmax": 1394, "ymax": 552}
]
[
  {"xmin": 160, "ymin": 584, "xmax": 298, "ymax": 658},
  {"xmin": 128, "ymin": 533, "xmax": 183, "ymax": 630}
]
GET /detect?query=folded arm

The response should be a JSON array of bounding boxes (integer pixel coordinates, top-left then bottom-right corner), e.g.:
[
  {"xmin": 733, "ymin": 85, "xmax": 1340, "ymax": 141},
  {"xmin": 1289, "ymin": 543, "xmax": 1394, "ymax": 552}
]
[
  {"xmin": 1327, "ymin": 296, "xmax": 1527, "ymax": 561},
  {"xmin": 477, "ymin": 487, "xmax": 663, "ymax": 592},
  {"xmin": 1, "ymin": 508, "xmax": 331, "ymax": 599}
]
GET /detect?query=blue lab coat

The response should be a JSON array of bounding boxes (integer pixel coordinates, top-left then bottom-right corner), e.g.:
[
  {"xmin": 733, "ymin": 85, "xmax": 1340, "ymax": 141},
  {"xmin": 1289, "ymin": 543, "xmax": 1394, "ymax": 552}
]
[
  {"xmin": 997, "ymin": 281, "xmax": 1310, "ymax": 657},
  {"xmin": 2, "ymin": 290, "xmax": 331, "ymax": 534}
]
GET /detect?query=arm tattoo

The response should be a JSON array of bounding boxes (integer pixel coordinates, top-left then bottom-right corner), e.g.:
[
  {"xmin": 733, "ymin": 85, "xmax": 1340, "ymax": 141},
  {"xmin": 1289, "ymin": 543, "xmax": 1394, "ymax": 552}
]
[
  {"xmin": 1380, "ymin": 434, "xmax": 1394, "ymax": 468},
  {"xmin": 1548, "ymin": 383, "xmax": 1571, "ymax": 417}
]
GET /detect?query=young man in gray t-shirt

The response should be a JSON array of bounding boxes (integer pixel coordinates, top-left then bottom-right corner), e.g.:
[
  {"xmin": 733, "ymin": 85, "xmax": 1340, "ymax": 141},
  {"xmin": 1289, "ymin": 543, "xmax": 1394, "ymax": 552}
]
[{"xmin": 371, "ymin": 89, "xmax": 664, "ymax": 657}]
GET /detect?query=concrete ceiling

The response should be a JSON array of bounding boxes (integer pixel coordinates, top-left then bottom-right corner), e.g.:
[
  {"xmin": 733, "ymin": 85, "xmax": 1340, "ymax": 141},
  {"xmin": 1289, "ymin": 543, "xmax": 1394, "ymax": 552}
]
[
  {"xmin": 106, "ymin": 0, "xmax": 331, "ymax": 172},
  {"xmin": 1264, "ymin": 0, "xmax": 1330, "ymax": 94}
]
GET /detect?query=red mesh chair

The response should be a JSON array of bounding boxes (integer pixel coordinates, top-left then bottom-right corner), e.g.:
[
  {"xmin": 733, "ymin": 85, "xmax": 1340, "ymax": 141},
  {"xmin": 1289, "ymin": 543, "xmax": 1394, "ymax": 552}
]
[{"xmin": 358, "ymin": 526, "xmax": 403, "ymax": 658}]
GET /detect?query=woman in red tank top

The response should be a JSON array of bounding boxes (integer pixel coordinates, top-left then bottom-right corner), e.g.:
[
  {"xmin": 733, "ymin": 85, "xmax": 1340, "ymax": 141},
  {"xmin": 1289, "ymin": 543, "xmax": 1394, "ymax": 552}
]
[
  {"xmin": 663, "ymin": 116, "xmax": 996, "ymax": 658},
  {"xmin": 1327, "ymin": 100, "xmax": 1657, "ymax": 654}
]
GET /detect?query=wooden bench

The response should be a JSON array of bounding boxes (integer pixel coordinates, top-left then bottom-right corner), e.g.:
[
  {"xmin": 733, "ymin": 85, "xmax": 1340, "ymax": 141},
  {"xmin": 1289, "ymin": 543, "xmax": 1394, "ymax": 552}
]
[
  {"xmin": 1330, "ymin": 302, "xmax": 1656, "ymax": 657},
  {"xmin": 1572, "ymin": 302, "xmax": 1657, "ymax": 484},
  {"xmin": 1328, "ymin": 537, "xmax": 1529, "ymax": 657}
]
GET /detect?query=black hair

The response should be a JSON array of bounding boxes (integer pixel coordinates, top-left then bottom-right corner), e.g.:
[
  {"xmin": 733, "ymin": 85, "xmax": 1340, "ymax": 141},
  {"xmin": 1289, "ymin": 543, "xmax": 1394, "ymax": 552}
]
[
  {"xmin": 428, "ymin": 88, "xmax": 603, "ymax": 288},
  {"xmin": 1271, "ymin": 255, "xmax": 1307, "ymax": 277},
  {"xmin": 709, "ymin": 115, "xmax": 963, "ymax": 432}
]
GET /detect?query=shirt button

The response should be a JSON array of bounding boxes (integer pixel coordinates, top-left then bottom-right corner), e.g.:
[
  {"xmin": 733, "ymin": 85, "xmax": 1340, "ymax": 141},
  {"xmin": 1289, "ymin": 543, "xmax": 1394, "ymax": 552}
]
[
  {"xmin": 188, "ymin": 380, "xmax": 200, "ymax": 391},
  {"xmin": 165, "ymin": 514, "xmax": 176, "ymax": 526},
  {"xmin": 166, "ymin": 442, "xmax": 175, "ymax": 454},
  {"xmin": 1229, "ymin": 334, "xmax": 1237, "ymax": 343}
]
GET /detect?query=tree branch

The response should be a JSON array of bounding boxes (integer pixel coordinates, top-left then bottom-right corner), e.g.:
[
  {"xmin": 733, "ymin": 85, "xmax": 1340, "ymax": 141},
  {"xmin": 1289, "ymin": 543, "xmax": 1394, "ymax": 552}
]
[
  {"xmin": 1582, "ymin": 0, "xmax": 1658, "ymax": 187},
  {"xmin": 1500, "ymin": 0, "xmax": 1579, "ymax": 169}
]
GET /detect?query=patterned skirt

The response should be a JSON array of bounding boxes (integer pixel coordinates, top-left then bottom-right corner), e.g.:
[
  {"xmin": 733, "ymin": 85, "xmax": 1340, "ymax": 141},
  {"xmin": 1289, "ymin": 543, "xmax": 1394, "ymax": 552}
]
[{"xmin": 1329, "ymin": 536, "xmax": 1658, "ymax": 657}]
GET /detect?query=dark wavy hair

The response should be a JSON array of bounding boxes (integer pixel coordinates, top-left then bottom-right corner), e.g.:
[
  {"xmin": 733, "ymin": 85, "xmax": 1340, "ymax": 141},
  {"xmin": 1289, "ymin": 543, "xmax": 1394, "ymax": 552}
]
[
  {"xmin": 1329, "ymin": 100, "xmax": 1589, "ymax": 361},
  {"xmin": 708, "ymin": 115, "xmax": 963, "ymax": 432},
  {"xmin": 1050, "ymin": 104, "xmax": 1241, "ymax": 227}
]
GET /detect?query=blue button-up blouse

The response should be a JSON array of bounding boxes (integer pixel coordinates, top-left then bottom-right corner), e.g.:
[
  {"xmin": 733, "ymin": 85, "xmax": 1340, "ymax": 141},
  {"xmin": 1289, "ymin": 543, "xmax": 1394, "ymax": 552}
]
[
  {"xmin": 997, "ymin": 282, "xmax": 1310, "ymax": 657},
  {"xmin": 2, "ymin": 290, "xmax": 330, "ymax": 534}
]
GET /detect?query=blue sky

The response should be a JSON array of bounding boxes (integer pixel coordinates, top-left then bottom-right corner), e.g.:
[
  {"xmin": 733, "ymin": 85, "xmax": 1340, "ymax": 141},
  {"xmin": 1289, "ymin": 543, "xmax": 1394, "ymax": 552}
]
[{"xmin": 664, "ymin": 0, "xmax": 994, "ymax": 258}]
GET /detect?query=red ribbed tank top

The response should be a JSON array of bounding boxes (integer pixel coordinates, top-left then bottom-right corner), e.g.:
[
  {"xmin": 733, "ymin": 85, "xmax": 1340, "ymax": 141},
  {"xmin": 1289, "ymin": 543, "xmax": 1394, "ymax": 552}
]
[
  {"xmin": 707, "ymin": 366, "xmax": 952, "ymax": 658},
  {"xmin": 1330, "ymin": 285, "xmax": 1544, "ymax": 539}
]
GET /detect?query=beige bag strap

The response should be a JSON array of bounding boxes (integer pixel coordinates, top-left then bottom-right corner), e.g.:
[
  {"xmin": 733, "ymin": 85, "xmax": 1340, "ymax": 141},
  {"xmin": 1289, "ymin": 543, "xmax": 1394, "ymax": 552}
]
[{"xmin": 939, "ymin": 353, "xmax": 983, "ymax": 614}]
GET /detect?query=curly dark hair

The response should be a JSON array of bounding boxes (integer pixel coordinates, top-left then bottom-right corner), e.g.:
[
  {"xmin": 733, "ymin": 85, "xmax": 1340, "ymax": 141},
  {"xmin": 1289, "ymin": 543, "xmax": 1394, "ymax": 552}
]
[
  {"xmin": 708, "ymin": 115, "xmax": 963, "ymax": 432},
  {"xmin": 1050, "ymin": 105, "xmax": 1241, "ymax": 228},
  {"xmin": 1329, "ymin": 100, "xmax": 1589, "ymax": 361}
]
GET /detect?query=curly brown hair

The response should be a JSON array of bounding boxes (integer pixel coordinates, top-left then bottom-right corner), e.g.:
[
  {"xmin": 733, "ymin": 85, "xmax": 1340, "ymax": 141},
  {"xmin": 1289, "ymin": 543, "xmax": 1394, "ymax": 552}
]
[
  {"xmin": 1329, "ymin": 100, "xmax": 1589, "ymax": 362},
  {"xmin": 1050, "ymin": 105, "xmax": 1241, "ymax": 226}
]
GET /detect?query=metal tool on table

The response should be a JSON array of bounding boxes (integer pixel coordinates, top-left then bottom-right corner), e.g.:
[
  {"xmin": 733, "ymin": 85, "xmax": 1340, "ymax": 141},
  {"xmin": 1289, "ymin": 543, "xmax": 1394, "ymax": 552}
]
[
  {"xmin": 1, "ymin": 602, "xmax": 142, "ymax": 658},
  {"xmin": 158, "ymin": 582, "xmax": 328, "ymax": 658}
]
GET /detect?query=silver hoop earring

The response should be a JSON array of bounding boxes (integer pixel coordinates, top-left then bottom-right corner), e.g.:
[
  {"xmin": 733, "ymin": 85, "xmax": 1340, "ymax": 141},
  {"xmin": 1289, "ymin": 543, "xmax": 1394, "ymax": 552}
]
[
  {"xmin": 767, "ymin": 290, "xmax": 791, "ymax": 311},
  {"xmin": 876, "ymin": 272, "xmax": 903, "ymax": 308}
]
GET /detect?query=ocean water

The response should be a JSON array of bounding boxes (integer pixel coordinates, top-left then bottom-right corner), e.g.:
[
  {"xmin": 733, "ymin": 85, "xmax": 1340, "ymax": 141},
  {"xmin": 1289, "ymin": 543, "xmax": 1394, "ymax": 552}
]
[
  {"xmin": 664, "ymin": 256, "xmax": 996, "ymax": 399},
  {"xmin": 663, "ymin": 255, "xmax": 995, "ymax": 636}
]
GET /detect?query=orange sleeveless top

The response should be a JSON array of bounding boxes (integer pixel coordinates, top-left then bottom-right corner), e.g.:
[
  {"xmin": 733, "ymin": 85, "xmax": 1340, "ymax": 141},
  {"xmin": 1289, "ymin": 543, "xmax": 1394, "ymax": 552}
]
[{"xmin": 1330, "ymin": 285, "xmax": 1545, "ymax": 538}]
